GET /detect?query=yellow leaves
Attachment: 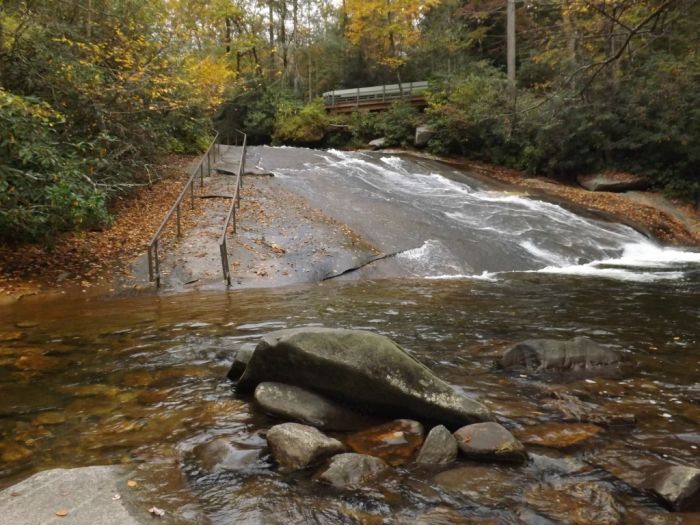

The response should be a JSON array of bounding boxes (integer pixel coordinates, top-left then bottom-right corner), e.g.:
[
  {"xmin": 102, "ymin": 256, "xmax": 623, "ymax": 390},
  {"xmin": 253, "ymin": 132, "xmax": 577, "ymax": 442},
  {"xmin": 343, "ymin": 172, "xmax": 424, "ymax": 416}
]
[
  {"xmin": 344, "ymin": 0, "xmax": 439, "ymax": 70},
  {"xmin": 183, "ymin": 55, "xmax": 234, "ymax": 110}
]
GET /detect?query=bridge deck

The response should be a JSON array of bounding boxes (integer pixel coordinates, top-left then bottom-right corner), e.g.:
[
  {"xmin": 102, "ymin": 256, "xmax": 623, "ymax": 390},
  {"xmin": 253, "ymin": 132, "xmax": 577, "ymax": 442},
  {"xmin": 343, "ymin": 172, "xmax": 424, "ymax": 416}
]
[{"xmin": 325, "ymin": 95, "xmax": 427, "ymax": 114}]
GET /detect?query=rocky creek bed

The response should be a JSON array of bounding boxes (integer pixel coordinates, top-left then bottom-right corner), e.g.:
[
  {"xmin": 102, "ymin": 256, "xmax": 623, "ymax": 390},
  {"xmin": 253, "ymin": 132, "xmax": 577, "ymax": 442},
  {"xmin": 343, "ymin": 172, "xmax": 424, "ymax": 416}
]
[{"xmin": 0, "ymin": 275, "xmax": 698, "ymax": 524}]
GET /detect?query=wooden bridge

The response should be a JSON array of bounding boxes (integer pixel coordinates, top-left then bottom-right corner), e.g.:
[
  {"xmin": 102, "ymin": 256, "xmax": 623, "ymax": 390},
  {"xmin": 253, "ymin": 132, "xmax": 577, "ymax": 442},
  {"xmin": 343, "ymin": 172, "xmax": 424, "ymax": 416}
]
[{"xmin": 323, "ymin": 81, "xmax": 428, "ymax": 114}]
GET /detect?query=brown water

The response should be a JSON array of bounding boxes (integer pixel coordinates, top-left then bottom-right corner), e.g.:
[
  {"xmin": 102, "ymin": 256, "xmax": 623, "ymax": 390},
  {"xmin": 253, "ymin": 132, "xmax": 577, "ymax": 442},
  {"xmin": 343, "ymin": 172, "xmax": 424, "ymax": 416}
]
[{"xmin": 0, "ymin": 273, "xmax": 698, "ymax": 524}]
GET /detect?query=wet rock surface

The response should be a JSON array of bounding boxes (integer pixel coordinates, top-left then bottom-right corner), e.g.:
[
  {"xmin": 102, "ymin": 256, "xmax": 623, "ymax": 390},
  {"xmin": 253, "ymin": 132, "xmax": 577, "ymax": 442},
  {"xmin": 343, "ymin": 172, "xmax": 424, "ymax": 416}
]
[
  {"xmin": 500, "ymin": 336, "xmax": 621, "ymax": 372},
  {"xmin": 524, "ymin": 480, "xmax": 623, "ymax": 524},
  {"xmin": 434, "ymin": 465, "xmax": 522, "ymax": 506},
  {"xmin": 414, "ymin": 125, "xmax": 436, "ymax": 148},
  {"xmin": 266, "ymin": 422, "xmax": 344, "ymax": 472},
  {"xmin": 346, "ymin": 419, "xmax": 424, "ymax": 466},
  {"xmin": 254, "ymin": 381, "xmax": 375, "ymax": 430},
  {"xmin": 227, "ymin": 346, "xmax": 255, "ymax": 382},
  {"xmin": 453, "ymin": 422, "xmax": 527, "ymax": 463},
  {"xmin": 415, "ymin": 425, "xmax": 458, "ymax": 465},
  {"xmin": 314, "ymin": 453, "xmax": 389, "ymax": 489},
  {"xmin": 647, "ymin": 465, "xmax": 700, "ymax": 512},
  {"xmin": 517, "ymin": 421, "xmax": 604, "ymax": 448},
  {"xmin": 192, "ymin": 438, "xmax": 261, "ymax": 473},
  {"xmin": 235, "ymin": 327, "xmax": 493, "ymax": 427}
]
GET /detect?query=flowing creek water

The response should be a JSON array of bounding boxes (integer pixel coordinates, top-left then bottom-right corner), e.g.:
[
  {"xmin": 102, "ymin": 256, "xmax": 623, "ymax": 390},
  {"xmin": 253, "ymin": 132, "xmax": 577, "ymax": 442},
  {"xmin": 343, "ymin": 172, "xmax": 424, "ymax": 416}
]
[{"xmin": 1, "ymin": 149, "xmax": 699, "ymax": 524}]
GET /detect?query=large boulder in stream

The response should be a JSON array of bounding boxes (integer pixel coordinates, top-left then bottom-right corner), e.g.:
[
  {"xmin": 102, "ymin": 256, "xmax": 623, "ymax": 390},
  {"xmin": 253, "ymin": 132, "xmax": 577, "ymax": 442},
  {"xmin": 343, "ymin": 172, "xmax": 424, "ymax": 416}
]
[
  {"xmin": 500, "ymin": 336, "xmax": 621, "ymax": 372},
  {"xmin": 233, "ymin": 328, "xmax": 493, "ymax": 427}
]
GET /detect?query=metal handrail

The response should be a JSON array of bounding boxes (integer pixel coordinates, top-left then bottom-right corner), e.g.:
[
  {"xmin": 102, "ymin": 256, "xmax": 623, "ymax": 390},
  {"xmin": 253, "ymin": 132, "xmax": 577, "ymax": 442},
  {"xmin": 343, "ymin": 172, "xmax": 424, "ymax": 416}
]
[
  {"xmin": 219, "ymin": 130, "xmax": 247, "ymax": 286},
  {"xmin": 147, "ymin": 132, "xmax": 221, "ymax": 287}
]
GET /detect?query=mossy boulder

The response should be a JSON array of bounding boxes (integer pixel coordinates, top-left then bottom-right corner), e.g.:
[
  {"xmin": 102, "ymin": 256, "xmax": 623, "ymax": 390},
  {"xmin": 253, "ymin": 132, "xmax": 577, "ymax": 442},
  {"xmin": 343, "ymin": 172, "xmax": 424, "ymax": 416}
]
[{"xmin": 232, "ymin": 328, "xmax": 492, "ymax": 428}]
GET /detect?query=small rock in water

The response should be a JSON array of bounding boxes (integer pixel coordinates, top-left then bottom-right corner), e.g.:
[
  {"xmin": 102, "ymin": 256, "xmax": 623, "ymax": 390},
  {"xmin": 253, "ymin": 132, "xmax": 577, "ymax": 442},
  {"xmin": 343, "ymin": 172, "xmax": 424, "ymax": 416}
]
[
  {"xmin": 32, "ymin": 411, "xmax": 67, "ymax": 426},
  {"xmin": 266, "ymin": 423, "xmax": 344, "ymax": 472},
  {"xmin": 0, "ymin": 331, "xmax": 25, "ymax": 342},
  {"xmin": 500, "ymin": 336, "xmax": 620, "ymax": 372},
  {"xmin": 227, "ymin": 346, "xmax": 256, "ymax": 382},
  {"xmin": 415, "ymin": 425, "xmax": 458, "ymax": 465},
  {"xmin": 528, "ymin": 452, "xmax": 589, "ymax": 475},
  {"xmin": 647, "ymin": 465, "xmax": 700, "ymax": 512},
  {"xmin": 397, "ymin": 506, "xmax": 476, "ymax": 524},
  {"xmin": 192, "ymin": 438, "xmax": 260, "ymax": 473},
  {"xmin": 0, "ymin": 442, "xmax": 32, "ymax": 463},
  {"xmin": 453, "ymin": 422, "xmax": 527, "ymax": 463},
  {"xmin": 254, "ymin": 382, "xmax": 375, "ymax": 430},
  {"xmin": 516, "ymin": 422, "xmax": 603, "ymax": 449},
  {"xmin": 14, "ymin": 354, "xmax": 62, "ymax": 371},
  {"xmin": 346, "ymin": 419, "xmax": 424, "ymax": 466},
  {"xmin": 314, "ymin": 453, "xmax": 389, "ymax": 489},
  {"xmin": 525, "ymin": 480, "xmax": 622, "ymax": 524},
  {"xmin": 434, "ymin": 466, "xmax": 521, "ymax": 506}
]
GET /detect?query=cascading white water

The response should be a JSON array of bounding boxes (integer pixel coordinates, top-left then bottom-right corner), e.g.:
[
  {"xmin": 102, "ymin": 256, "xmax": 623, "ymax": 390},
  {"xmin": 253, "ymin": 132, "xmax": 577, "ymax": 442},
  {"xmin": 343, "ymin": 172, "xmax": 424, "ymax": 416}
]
[{"xmin": 258, "ymin": 147, "xmax": 700, "ymax": 282}]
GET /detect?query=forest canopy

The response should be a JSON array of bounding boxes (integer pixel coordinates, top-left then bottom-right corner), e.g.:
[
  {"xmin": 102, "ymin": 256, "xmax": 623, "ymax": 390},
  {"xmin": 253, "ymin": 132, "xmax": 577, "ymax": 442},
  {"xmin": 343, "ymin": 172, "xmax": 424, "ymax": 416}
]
[{"xmin": 1, "ymin": 0, "xmax": 698, "ymax": 242}]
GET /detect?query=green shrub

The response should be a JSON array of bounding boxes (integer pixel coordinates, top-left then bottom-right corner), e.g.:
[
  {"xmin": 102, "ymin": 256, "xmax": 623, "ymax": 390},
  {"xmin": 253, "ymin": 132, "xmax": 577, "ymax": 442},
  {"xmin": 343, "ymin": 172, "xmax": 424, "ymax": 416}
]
[
  {"xmin": 272, "ymin": 98, "xmax": 330, "ymax": 144},
  {"xmin": 0, "ymin": 90, "xmax": 108, "ymax": 241}
]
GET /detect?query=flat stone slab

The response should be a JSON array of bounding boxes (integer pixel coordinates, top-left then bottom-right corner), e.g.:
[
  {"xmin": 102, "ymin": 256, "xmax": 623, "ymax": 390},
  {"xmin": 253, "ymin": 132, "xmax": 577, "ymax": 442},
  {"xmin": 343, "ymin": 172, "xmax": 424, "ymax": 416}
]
[{"xmin": 0, "ymin": 466, "xmax": 142, "ymax": 525}]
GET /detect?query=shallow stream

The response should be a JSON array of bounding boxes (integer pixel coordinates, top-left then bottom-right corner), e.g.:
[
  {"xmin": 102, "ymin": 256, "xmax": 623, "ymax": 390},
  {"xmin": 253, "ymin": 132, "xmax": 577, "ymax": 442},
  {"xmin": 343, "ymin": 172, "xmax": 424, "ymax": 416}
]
[{"xmin": 1, "ymin": 271, "xmax": 698, "ymax": 523}]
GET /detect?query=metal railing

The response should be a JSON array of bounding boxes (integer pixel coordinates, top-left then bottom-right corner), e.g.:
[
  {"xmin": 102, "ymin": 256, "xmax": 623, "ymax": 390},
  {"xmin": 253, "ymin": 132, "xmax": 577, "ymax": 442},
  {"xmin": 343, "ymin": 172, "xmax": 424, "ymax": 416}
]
[
  {"xmin": 322, "ymin": 81, "xmax": 428, "ymax": 107},
  {"xmin": 147, "ymin": 132, "xmax": 222, "ymax": 287},
  {"xmin": 219, "ymin": 130, "xmax": 247, "ymax": 286}
]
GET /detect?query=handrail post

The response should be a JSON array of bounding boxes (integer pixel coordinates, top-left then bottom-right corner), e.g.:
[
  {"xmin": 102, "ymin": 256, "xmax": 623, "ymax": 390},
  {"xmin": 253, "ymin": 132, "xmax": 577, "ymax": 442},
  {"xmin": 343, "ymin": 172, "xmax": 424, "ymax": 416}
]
[
  {"xmin": 176, "ymin": 203, "xmax": 181, "ymax": 237},
  {"xmin": 147, "ymin": 245, "xmax": 154, "ymax": 282},
  {"xmin": 200, "ymin": 163, "xmax": 204, "ymax": 188},
  {"xmin": 154, "ymin": 239, "xmax": 161, "ymax": 288},
  {"xmin": 190, "ymin": 181, "xmax": 194, "ymax": 209}
]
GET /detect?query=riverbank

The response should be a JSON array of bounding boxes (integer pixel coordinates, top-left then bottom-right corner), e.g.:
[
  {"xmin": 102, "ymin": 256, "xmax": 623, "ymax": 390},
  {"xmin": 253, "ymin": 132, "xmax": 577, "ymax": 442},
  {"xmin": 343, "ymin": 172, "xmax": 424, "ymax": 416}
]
[{"xmin": 0, "ymin": 154, "xmax": 198, "ymax": 302}]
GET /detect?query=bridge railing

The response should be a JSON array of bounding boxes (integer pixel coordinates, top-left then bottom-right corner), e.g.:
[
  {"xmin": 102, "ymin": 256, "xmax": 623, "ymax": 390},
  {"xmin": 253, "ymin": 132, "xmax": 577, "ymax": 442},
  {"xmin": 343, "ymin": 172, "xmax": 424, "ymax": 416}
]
[
  {"xmin": 219, "ymin": 130, "xmax": 247, "ymax": 286},
  {"xmin": 323, "ymin": 81, "xmax": 428, "ymax": 107},
  {"xmin": 147, "ymin": 132, "xmax": 221, "ymax": 287}
]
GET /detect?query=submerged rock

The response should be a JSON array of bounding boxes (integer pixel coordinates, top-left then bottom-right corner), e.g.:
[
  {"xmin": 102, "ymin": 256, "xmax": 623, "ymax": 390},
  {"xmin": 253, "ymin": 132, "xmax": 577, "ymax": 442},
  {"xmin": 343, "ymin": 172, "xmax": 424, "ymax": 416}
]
[
  {"xmin": 266, "ymin": 422, "xmax": 344, "ymax": 472},
  {"xmin": 453, "ymin": 422, "xmax": 527, "ymax": 463},
  {"xmin": 397, "ymin": 506, "xmax": 476, "ymax": 525},
  {"xmin": 315, "ymin": 453, "xmax": 389, "ymax": 489},
  {"xmin": 346, "ymin": 419, "xmax": 424, "ymax": 466},
  {"xmin": 516, "ymin": 422, "xmax": 603, "ymax": 449},
  {"xmin": 254, "ymin": 382, "xmax": 374, "ymax": 430},
  {"xmin": 434, "ymin": 466, "xmax": 522, "ymax": 506},
  {"xmin": 500, "ymin": 336, "xmax": 621, "ymax": 372},
  {"xmin": 415, "ymin": 425, "xmax": 458, "ymax": 465},
  {"xmin": 647, "ymin": 465, "xmax": 700, "ymax": 512},
  {"xmin": 577, "ymin": 172, "xmax": 651, "ymax": 192},
  {"xmin": 525, "ymin": 480, "xmax": 623, "ymax": 524},
  {"xmin": 192, "ymin": 438, "xmax": 260, "ymax": 473},
  {"xmin": 234, "ymin": 328, "xmax": 492, "ymax": 427}
]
